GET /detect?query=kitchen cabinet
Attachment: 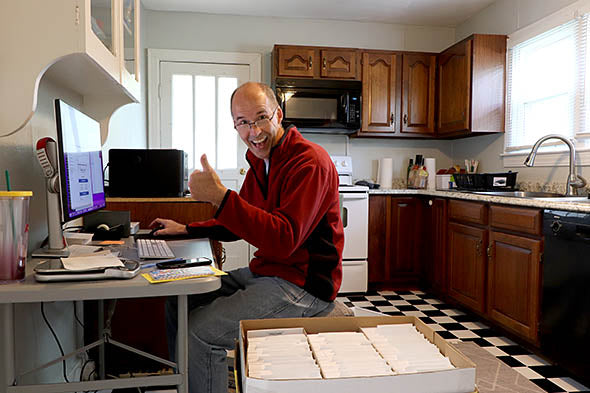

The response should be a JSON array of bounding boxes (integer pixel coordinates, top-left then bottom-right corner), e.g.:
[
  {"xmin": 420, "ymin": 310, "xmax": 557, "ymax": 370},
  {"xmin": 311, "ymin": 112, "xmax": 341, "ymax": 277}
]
[
  {"xmin": 360, "ymin": 51, "xmax": 398, "ymax": 135},
  {"xmin": 437, "ymin": 34, "xmax": 507, "ymax": 137},
  {"xmin": 1, "ymin": 0, "xmax": 141, "ymax": 141},
  {"xmin": 445, "ymin": 200, "xmax": 543, "ymax": 343},
  {"xmin": 273, "ymin": 45, "xmax": 360, "ymax": 80},
  {"xmin": 487, "ymin": 230, "xmax": 542, "ymax": 343},
  {"xmin": 368, "ymin": 196, "xmax": 421, "ymax": 289},
  {"xmin": 448, "ymin": 221, "xmax": 487, "ymax": 313},
  {"xmin": 401, "ymin": 53, "xmax": 436, "ymax": 135},
  {"xmin": 423, "ymin": 198, "xmax": 448, "ymax": 296}
]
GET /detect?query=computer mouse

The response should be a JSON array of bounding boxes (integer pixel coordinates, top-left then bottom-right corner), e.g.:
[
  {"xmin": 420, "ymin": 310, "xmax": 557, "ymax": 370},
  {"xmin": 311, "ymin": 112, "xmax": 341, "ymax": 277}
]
[{"xmin": 149, "ymin": 225, "xmax": 165, "ymax": 237}]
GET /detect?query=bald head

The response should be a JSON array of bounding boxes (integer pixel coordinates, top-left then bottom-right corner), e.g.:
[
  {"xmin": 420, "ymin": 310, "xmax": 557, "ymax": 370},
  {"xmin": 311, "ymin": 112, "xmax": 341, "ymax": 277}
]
[{"xmin": 230, "ymin": 82, "xmax": 279, "ymax": 116}]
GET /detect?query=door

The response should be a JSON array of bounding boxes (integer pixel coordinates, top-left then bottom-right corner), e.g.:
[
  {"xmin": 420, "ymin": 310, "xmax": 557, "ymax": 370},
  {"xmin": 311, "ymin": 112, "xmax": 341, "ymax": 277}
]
[
  {"xmin": 487, "ymin": 231, "xmax": 541, "ymax": 342},
  {"xmin": 448, "ymin": 222, "xmax": 487, "ymax": 313},
  {"xmin": 424, "ymin": 198, "xmax": 448, "ymax": 295},
  {"xmin": 368, "ymin": 195, "xmax": 390, "ymax": 286},
  {"xmin": 390, "ymin": 198, "xmax": 420, "ymax": 277},
  {"xmin": 360, "ymin": 52, "xmax": 397, "ymax": 134},
  {"xmin": 320, "ymin": 49, "xmax": 358, "ymax": 79},
  {"xmin": 160, "ymin": 61, "xmax": 253, "ymax": 270},
  {"xmin": 438, "ymin": 39, "xmax": 472, "ymax": 135},
  {"xmin": 401, "ymin": 54, "xmax": 435, "ymax": 134}
]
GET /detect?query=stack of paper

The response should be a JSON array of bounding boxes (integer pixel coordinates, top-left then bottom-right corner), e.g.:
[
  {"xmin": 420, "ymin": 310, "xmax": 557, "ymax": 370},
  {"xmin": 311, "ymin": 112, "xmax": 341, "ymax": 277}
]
[
  {"xmin": 308, "ymin": 332, "xmax": 393, "ymax": 378},
  {"xmin": 247, "ymin": 329, "xmax": 321, "ymax": 380},
  {"xmin": 61, "ymin": 250, "xmax": 123, "ymax": 271},
  {"xmin": 362, "ymin": 324, "xmax": 454, "ymax": 374}
]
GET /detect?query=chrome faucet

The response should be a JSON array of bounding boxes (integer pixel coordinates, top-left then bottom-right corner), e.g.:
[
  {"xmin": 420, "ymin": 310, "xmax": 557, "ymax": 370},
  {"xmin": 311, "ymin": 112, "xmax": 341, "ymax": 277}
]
[{"xmin": 523, "ymin": 134, "xmax": 587, "ymax": 196}]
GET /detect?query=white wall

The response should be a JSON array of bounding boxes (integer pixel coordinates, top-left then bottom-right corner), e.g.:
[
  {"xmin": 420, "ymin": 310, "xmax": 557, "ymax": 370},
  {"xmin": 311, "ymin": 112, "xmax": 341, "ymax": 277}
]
[
  {"xmin": 143, "ymin": 10, "xmax": 457, "ymax": 181},
  {"xmin": 454, "ymin": 0, "xmax": 585, "ymax": 187},
  {"xmin": 0, "ymin": 77, "xmax": 84, "ymax": 387}
]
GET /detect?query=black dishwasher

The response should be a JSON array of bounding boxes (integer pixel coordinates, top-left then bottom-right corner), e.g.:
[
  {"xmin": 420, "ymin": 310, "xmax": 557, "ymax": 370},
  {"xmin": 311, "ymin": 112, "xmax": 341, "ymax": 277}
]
[{"xmin": 541, "ymin": 209, "xmax": 590, "ymax": 385}]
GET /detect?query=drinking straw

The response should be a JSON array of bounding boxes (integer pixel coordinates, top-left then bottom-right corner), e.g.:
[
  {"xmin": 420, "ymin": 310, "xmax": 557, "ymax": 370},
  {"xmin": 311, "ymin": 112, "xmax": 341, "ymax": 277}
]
[
  {"xmin": 5, "ymin": 170, "xmax": 10, "ymax": 191},
  {"xmin": 4, "ymin": 170, "xmax": 16, "ymax": 247}
]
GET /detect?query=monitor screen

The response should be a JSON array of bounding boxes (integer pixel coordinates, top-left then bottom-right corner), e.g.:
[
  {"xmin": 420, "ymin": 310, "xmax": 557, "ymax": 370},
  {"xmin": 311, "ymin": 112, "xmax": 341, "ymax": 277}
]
[{"xmin": 54, "ymin": 99, "xmax": 106, "ymax": 222}]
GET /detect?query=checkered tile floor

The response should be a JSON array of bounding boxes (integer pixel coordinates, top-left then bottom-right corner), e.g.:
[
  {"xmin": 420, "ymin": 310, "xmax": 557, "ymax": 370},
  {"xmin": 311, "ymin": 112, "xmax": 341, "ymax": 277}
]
[{"xmin": 336, "ymin": 290, "xmax": 590, "ymax": 393}]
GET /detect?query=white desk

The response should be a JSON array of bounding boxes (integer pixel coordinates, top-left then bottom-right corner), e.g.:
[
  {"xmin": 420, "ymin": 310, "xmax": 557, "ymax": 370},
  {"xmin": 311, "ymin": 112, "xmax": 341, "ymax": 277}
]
[{"xmin": 0, "ymin": 238, "xmax": 221, "ymax": 393}]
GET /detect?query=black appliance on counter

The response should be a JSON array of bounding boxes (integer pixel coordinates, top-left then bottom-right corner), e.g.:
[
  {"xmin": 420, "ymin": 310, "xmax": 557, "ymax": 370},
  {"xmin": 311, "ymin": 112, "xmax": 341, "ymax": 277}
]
[
  {"xmin": 541, "ymin": 209, "xmax": 590, "ymax": 386},
  {"xmin": 108, "ymin": 148, "xmax": 188, "ymax": 197},
  {"xmin": 274, "ymin": 78, "xmax": 361, "ymax": 133}
]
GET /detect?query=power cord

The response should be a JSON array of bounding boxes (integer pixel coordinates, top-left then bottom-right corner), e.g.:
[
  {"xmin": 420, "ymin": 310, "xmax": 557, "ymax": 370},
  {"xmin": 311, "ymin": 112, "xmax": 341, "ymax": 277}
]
[
  {"xmin": 40, "ymin": 303, "xmax": 69, "ymax": 383},
  {"xmin": 73, "ymin": 301, "xmax": 84, "ymax": 329}
]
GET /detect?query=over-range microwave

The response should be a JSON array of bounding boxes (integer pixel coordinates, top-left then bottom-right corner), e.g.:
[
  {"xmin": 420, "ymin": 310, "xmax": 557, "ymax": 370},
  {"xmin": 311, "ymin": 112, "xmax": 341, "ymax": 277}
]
[{"xmin": 274, "ymin": 78, "xmax": 361, "ymax": 134}]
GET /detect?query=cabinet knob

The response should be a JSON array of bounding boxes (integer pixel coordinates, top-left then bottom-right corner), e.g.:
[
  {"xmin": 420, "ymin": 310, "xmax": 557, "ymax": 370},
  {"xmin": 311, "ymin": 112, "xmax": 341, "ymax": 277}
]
[
  {"xmin": 428, "ymin": 200, "xmax": 433, "ymax": 206},
  {"xmin": 390, "ymin": 113, "xmax": 394, "ymax": 126},
  {"xmin": 239, "ymin": 168, "xmax": 246, "ymax": 175},
  {"xmin": 487, "ymin": 245, "xmax": 493, "ymax": 258},
  {"xmin": 403, "ymin": 114, "xmax": 408, "ymax": 124}
]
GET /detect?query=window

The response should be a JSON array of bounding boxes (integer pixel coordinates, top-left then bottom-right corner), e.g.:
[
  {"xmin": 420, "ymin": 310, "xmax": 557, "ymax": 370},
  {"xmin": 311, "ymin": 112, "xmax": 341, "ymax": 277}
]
[{"xmin": 504, "ymin": 3, "xmax": 590, "ymax": 166}]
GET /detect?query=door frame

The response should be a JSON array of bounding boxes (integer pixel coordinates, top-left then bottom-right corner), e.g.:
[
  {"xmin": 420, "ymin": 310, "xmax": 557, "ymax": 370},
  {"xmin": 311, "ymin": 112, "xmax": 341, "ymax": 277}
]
[{"xmin": 147, "ymin": 48, "xmax": 262, "ymax": 148}]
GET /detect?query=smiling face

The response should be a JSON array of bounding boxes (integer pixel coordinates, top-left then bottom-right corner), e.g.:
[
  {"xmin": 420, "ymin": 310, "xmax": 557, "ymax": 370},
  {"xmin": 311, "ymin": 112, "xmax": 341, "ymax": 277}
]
[{"xmin": 232, "ymin": 83, "xmax": 284, "ymax": 160}]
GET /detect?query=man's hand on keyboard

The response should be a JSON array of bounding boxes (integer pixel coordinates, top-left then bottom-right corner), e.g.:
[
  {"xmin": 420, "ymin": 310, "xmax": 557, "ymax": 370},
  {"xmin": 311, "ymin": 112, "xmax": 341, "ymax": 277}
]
[{"xmin": 149, "ymin": 218, "xmax": 188, "ymax": 236}]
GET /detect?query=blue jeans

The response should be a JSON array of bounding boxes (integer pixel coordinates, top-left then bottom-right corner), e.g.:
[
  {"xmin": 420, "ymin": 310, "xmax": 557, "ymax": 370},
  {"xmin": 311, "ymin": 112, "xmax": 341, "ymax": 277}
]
[{"xmin": 165, "ymin": 267, "xmax": 334, "ymax": 393}]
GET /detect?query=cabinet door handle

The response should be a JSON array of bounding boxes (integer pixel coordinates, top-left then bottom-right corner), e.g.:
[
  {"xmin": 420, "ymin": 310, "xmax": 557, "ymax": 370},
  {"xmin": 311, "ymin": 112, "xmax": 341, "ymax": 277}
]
[
  {"xmin": 309, "ymin": 56, "xmax": 312, "ymax": 69},
  {"xmin": 403, "ymin": 114, "xmax": 408, "ymax": 124},
  {"xmin": 323, "ymin": 57, "xmax": 327, "ymax": 69},
  {"xmin": 487, "ymin": 245, "xmax": 493, "ymax": 258},
  {"xmin": 390, "ymin": 113, "xmax": 394, "ymax": 126}
]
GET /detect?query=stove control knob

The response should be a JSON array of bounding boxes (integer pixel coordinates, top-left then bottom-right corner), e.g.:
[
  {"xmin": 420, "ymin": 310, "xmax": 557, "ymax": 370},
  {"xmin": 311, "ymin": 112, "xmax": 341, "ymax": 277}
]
[{"xmin": 341, "ymin": 160, "xmax": 348, "ymax": 167}]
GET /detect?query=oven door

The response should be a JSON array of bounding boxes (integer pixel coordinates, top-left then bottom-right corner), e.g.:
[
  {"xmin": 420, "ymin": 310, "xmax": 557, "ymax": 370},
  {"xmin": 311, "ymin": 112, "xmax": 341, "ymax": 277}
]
[{"xmin": 340, "ymin": 191, "xmax": 369, "ymax": 260}]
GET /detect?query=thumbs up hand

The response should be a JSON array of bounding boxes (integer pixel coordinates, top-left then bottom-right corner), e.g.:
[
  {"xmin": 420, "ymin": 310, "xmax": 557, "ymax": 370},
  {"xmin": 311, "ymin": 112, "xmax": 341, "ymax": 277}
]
[{"xmin": 188, "ymin": 154, "xmax": 227, "ymax": 206}]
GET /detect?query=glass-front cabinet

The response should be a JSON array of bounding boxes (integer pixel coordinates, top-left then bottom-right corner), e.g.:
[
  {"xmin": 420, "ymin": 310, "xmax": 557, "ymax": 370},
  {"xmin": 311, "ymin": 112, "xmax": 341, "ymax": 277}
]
[
  {"xmin": 88, "ymin": 0, "xmax": 140, "ymax": 99},
  {"xmin": 0, "ymin": 0, "xmax": 140, "ymax": 140}
]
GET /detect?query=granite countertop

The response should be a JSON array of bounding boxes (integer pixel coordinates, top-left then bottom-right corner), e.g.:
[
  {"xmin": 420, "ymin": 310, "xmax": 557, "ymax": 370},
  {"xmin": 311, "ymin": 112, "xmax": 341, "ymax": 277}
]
[{"xmin": 369, "ymin": 189, "xmax": 590, "ymax": 213}]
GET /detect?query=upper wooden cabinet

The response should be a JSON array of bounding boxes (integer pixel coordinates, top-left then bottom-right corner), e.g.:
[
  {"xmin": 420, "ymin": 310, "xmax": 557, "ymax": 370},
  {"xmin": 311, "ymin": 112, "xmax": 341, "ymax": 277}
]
[
  {"xmin": 360, "ymin": 52, "xmax": 398, "ymax": 135},
  {"xmin": 401, "ymin": 53, "xmax": 436, "ymax": 135},
  {"xmin": 437, "ymin": 34, "xmax": 507, "ymax": 137},
  {"xmin": 1, "ymin": 0, "xmax": 140, "ymax": 141},
  {"xmin": 273, "ymin": 45, "xmax": 360, "ymax": 80}
]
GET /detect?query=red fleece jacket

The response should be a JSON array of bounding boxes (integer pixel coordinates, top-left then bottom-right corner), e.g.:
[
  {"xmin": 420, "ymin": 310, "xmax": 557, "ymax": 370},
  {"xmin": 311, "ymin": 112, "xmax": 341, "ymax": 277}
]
[{"xmin": 186, "ymin": 126, "xmax": 343, "ymax": 301}]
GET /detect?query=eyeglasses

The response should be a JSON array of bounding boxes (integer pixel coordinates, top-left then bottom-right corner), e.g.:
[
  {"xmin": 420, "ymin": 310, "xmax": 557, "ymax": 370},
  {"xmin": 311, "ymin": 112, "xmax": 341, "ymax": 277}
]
[{"xmin": 234, "ymin": 106, "xmax": 279, "ymax": 132}]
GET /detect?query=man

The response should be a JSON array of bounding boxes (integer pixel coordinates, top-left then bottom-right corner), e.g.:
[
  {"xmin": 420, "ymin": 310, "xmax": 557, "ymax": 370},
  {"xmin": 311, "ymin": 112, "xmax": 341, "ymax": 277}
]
[{"xmin": 151, "ymin": 82, "xmax": 343, "ymax": 393}]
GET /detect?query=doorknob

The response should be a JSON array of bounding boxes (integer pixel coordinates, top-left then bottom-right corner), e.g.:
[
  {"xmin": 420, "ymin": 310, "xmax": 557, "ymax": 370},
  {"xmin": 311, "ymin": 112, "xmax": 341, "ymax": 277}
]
[{"xmin": 239, "ymin": 168, "xmax": 246, "ymax": 175}]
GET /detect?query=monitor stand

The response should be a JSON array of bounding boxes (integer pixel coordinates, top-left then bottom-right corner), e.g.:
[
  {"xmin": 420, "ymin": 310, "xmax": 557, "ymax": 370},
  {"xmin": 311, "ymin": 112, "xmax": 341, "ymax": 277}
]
[{"xmin": 32, "ymin": 179, "xmax": 70, "ymax": 258}]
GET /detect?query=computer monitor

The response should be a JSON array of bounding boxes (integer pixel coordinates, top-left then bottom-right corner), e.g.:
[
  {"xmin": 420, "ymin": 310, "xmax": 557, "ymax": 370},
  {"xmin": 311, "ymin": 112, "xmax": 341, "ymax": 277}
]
[
  {"xmin": 32, "ymin": 99, "xmax": 106, "ymax": 258},
  {"xmin": 54, "ymin": 99, "xmax": 106, "ymax": 222}
]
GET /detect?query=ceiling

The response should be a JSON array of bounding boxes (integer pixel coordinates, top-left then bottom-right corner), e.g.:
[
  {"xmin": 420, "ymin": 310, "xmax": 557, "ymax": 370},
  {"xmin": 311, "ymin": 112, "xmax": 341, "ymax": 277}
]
[{"xmin": 140, "ymin": 0, "xmax": 498, "ymax": 27}]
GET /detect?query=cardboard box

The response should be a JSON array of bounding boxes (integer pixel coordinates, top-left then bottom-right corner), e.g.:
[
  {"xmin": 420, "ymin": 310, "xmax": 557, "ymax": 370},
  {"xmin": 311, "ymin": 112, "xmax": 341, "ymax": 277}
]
[{"xmin": 238, "ymin": 316, "xmax": 476, "ymax": 393}]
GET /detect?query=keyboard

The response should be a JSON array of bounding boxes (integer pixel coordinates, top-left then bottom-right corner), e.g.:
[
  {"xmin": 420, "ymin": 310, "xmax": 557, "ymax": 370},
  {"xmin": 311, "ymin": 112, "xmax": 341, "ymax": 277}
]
[{"xmin": 136, "ymin": 239, "xmax": 175, "ymax": 259}]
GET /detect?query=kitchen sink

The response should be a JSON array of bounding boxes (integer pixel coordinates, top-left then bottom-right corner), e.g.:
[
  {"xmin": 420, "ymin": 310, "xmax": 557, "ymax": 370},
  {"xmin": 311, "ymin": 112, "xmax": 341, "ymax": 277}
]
[
  {"xmin": 532, "ymin": 196, "xmax": 590, "ymax": 202},
  {"xmin": 471, "ymin": 191, "xmax": 564, "ymax": 198}
]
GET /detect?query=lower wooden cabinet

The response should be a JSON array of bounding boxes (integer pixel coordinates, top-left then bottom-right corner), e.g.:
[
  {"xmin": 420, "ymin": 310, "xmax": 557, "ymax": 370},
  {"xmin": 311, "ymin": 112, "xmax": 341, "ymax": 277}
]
[
  {"xmin": 487, "ymin": 230, "xmax": 542, "ymax": 342},
  {"xmin": 368, "ymin": 196, "xmax": 421, "ymax": 289},
  {"xmin": 447, "ymin": 222, "xmax": 487, "ymax": 314},
  {"xmin": 423, "ymin": 198, "xmax": 447, "ymax": 295}
]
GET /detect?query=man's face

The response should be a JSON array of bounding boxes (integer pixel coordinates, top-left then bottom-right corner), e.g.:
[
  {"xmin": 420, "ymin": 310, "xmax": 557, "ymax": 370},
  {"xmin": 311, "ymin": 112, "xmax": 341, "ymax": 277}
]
[{"xmin": 232, "ymin": 88, "xmax": 283, "ymax": 160}]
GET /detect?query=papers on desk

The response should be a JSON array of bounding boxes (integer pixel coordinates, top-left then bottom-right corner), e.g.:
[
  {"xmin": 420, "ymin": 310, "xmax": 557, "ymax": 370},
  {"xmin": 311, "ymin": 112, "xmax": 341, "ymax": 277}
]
[
  {"xmin": 61, "ymin": 250, "xmax": 124, "ymax": 271},
  {"xmin": 142, "ymin": 265, "xmax": 226, "ymax": 284}
]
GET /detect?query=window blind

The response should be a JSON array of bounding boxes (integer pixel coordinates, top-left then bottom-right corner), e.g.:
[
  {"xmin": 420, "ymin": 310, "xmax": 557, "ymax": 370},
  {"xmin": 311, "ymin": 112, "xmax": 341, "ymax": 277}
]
[{"xmin": 505, "ymin": 15, "xmax": 589, "ymax": 152}]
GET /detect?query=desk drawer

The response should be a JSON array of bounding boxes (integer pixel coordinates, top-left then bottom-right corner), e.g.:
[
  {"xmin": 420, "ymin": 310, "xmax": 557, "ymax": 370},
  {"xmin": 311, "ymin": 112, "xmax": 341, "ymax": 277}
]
[
  {"xmin": 490, "ymin": 205, "xmax": 542, "ymax": 236},
  {"xmin": 449, "ymin": 200, "xmax": 487, "ymax": 225}
]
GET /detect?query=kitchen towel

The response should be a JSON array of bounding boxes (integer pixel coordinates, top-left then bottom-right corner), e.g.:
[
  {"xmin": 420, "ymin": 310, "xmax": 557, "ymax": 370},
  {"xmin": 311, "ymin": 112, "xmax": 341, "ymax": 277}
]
[
  {"xmin": 424, "ymin": 158, "xmax": 436, "ymax": 190},
  {"xmin": 377, "ymin": 158, "xmax": 393, "ymax": 189}
]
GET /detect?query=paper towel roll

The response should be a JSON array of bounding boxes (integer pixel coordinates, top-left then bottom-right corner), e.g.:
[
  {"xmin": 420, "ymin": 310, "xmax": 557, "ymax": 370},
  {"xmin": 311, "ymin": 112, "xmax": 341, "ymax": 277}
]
[
  {"xmin": 378, "ymin": 158, "xmax": 393, "ymax": 189},
  {"xmin": 424, "ymin": 158, "xmax": 436, "ymax": 190}
]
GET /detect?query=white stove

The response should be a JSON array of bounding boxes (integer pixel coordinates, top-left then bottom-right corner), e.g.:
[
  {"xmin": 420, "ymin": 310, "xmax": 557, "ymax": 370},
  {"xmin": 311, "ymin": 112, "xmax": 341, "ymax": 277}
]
[{"xmin": 331, "ymin": 156, "xmax": 369, "ymax": 293}]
